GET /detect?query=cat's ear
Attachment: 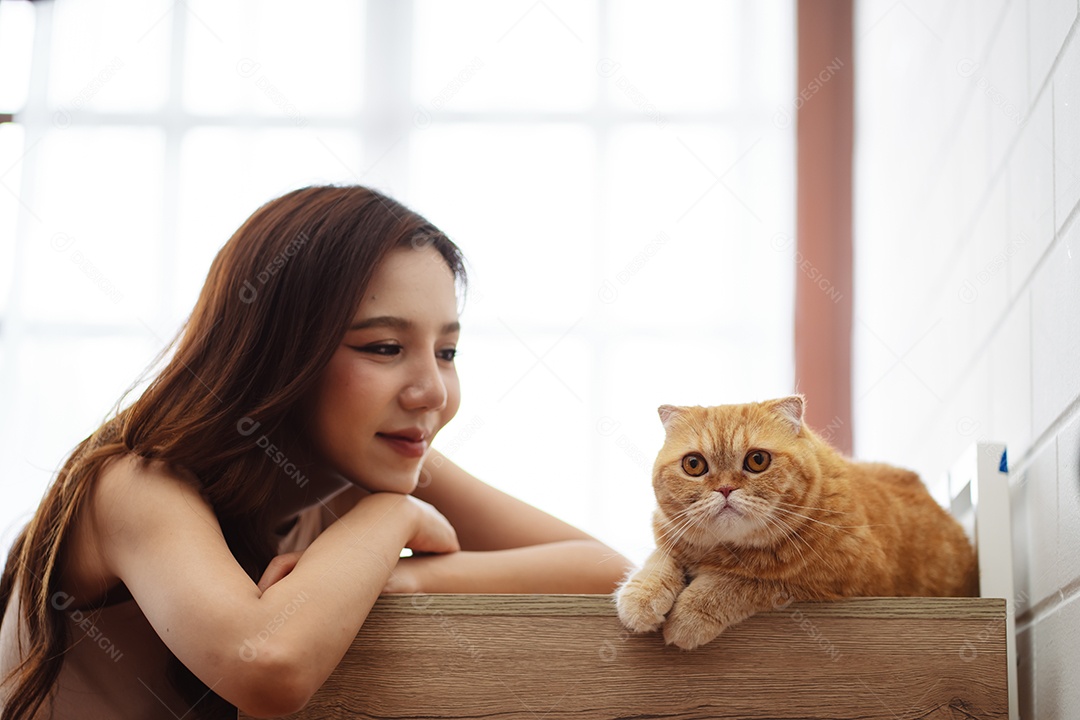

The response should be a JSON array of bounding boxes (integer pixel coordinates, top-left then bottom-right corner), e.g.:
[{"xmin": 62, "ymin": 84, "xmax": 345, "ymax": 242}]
[
  {"xmin": 769, "ymin": 395, "xmax": 805, "ymax": 434},
  {"xmin": 657, "ymin": 404, "xmax": 685, "ymax": 430}
]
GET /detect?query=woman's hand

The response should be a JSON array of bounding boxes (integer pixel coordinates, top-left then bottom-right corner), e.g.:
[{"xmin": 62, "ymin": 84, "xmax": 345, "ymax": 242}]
[
  {"xmin": 402, "ymin": 494, "xmax": 460, "ymax": 555},
  {"xmin": 321, "ymin": 486, "xmax": 460, "ymax": 555},
  {"xmin": 381, "ymin": 496, "xmax": 459, "ymax": 594},
  {"xmin": 258, "ymin": 495, "xmax": 457, "ymax": 597}
]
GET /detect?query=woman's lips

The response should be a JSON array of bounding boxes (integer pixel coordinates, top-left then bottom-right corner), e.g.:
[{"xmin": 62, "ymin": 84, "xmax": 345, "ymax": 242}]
[{"xmin": 376, "ymin": 432, "xmax": 428, "ymax": 458}]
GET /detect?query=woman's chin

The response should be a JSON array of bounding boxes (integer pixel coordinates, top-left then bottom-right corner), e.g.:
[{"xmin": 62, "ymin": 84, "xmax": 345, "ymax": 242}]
[{"xmin": 350, "ymin": 468, "xmax": 422, "ymax": 495}]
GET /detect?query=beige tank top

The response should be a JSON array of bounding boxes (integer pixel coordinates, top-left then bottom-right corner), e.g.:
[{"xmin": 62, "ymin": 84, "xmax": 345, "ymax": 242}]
[{"xmin": 0, "ymin": 506, "xmax": 325, "ymax": 719}]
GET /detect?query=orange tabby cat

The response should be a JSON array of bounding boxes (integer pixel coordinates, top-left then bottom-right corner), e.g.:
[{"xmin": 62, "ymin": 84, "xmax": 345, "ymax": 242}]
[{"xmin": 616, "ymin": 395, "xmax": 978, "ymax": 649}]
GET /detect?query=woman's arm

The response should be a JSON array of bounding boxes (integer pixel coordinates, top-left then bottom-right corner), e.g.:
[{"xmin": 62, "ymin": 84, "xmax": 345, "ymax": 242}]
[
  {"xmin": 93, "ymin": 456, "xmax": 455, "ymax": 717},
  {"xmin": 395, "ymin": 450, "xmax": 633, "ymax": 593},
  {"xmin": 413, "ymin": 450, "xmax": 603, "ymax": 549},
  {"xmin": 263, "ymin": 450, "xmax": 632, "ymax": 595},
  {"xmin": 385, "ymin": 540, "xmax": 628, "ymax": 594}
]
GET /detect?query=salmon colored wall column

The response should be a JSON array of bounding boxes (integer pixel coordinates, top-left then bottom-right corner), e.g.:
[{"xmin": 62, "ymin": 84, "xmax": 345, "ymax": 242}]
[{"xmin": 795, "ymin": 0, "xmax": 854, "ymax": 453}]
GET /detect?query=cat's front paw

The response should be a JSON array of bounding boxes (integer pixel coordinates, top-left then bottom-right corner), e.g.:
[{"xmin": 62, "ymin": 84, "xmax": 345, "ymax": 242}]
[
  {"xmin": 662, "ymin": 600, "xmax": 725, "ymax": 650},
  {"xmin": 616, "ymin": 577, "xmax": 678, "ymax": 633}
]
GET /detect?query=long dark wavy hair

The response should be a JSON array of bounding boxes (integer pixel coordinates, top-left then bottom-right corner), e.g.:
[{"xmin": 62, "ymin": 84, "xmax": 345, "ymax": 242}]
[{"xmin": 0, "ymin": 185, "xmax": 466, "ymax": 719}]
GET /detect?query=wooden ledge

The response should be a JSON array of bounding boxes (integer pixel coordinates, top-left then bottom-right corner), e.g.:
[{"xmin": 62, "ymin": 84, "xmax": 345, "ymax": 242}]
[
  {"xmin": 369, "ymin": 592, "xmax": 1004, "ymax": 617},
  {"xmin": 244, "ymin": 594, "xmax": 1008, "ymax": 720}
]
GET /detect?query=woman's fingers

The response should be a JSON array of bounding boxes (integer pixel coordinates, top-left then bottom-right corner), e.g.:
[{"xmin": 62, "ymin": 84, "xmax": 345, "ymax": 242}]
[{"xmin": 405, "ymin": 496, "xmax": 460, "ymax": 554}]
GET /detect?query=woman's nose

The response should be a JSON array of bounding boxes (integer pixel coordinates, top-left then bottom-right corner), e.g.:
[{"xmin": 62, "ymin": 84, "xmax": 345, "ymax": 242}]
[{"xmin": 400, "ymin": 356, "xmax": 448, "ymax": 411}]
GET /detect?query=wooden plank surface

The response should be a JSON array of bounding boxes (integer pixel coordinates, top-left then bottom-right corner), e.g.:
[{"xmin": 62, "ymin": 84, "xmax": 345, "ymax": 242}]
[{"xmin": 241, "ymin": 595, "xmax": 1009, "ymax": 720}]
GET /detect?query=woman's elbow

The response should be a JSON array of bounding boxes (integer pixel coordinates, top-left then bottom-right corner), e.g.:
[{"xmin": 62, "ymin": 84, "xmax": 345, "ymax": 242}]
[
  {"xmin": 575, "ymin": 539, "xmax": 635, "ymax": 592},
  {"xmin": 221, "ymin": 642, "xmax": 320, "ymax": 717}
]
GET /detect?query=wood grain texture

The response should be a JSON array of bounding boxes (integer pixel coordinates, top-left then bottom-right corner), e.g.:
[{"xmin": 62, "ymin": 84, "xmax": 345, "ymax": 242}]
[{"xmin": 240, "ymin": 595, "xmax": 1009, "ymax": 720}]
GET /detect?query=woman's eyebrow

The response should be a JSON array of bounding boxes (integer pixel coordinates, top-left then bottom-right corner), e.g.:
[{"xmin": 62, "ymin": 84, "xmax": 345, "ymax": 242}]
[
  {"xmin": 349, "ymin": 316, "xmax": 409, "ymax": 331},
  {"xmin": 349, "ymin": 316, "xmax": 460, "ymax": 334}
]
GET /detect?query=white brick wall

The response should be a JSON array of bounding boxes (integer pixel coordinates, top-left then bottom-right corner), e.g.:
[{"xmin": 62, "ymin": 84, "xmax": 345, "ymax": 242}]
[{"xmin": 853, "ymin": 1, "xmax": 1079, "ymax": 715}]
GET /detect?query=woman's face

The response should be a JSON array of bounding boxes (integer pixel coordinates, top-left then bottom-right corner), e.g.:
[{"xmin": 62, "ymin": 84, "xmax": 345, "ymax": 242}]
[{"xmin": 309, "ymin": 244, "xmax": 461, "ymax": 494}]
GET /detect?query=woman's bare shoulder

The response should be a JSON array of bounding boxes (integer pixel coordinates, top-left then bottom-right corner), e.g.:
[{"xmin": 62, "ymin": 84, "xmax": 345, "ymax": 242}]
[{"xmin": 59, "ymin": 453, "xmax": 216, "ymax": 610}]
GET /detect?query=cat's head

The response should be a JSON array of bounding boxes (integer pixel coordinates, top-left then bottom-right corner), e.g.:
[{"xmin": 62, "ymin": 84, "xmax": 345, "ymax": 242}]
[{"xmin": 652, "ymin": 395, "xmax": 818, "ymax": 549}]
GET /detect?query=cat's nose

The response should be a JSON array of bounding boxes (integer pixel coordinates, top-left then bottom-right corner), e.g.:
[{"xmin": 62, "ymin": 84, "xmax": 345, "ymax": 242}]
[{"xmin": 715, "ymin": 486, "xmax": 735, "ymax": 498}]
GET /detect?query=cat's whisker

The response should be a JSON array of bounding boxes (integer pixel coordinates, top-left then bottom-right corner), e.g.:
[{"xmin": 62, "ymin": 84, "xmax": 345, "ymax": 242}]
[
  {"xmin": 667, "ymin": 499, "xmax": 824, "ymax": 579},
  {"xmin": 741, "ymin": 496, "xmax": 822, "ymax": 535},
  {"xmin": 628, "ymin": 512, "xmax": 707, "ymax": 588},
  {"xmin": 760, "ymin": 512, "xmax": 833, "ymax": 570},
  {"xmin": 776, "ymin": 500, "xmax": 848, "ymax": 515},
  {"xmin": 660, "ymin": 498, "xmax": 737, "ymax": 554},
  {"xmin": 659, "ymin": 518, "xmax": 696, "ymax": 551},
  {"xmin": 753, "ymin": 511, "xmax": 799, "ymax": 549},
  {"xmin": 658, "ymin": 505, "xmax": 699, "ymax": 530},
  {"xmin": 659, "ymin": 502, "xmax": 705, "ymax": 531},
  {"xmin": 655, "ymin": 511, "xmax": 703, "ymax": 555},
  {"xmin": 655, "ymin": 506, "xmax": 704, "ymax": 546},
  {"xmin": 769, "ymin": 504, "xmax": 878, "ymax": 530},
  {"xmin": 657, "ymin": 501, "xmax": 708, "ymax": 529},
  {"xmin": 656, "ymin": 500, "xmax": 717, "ymax": 539},
  {"xmin": 760, "ymin": 519, "xmax": 811, "ymax": 569}
]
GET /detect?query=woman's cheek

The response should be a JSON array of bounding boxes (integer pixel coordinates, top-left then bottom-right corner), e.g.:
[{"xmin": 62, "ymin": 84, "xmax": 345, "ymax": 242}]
[
  {"xmin": 444, "ymin": 371, "xmax": 462, "ymax": 421},
  {"xmin": 344, "ymin": 358, "xmax": 387, "ymax": 395}
]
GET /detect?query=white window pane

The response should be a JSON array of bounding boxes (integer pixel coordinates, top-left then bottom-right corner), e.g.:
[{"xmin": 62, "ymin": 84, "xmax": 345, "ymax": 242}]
[
  {"xmin": 182, "ymin": 1, "xmax": 250, "ymax": 114},
  {"xmin": 175, "ymin": 127, "xmax": 361, "ymax": 322},
  {"xmin": 409, "ymin": 124, "xmax": 595, "ymax": 326},
  {"xmin": 48, "ymin": 0, "xmax": 171, "ymax": 113},
  {"xmin": 606, "ymin": 0, "xmax": 743, "ymax": 113},
  {"xmin": 0, "ymin": 123, "xmax": 25, "ymax": 317},
  {"xmin": 603, "ymin": 125, "xmax": 742, "ymax": 320},
  {"xmin": 184, "ymin": 0, "xmax": 364, "ymax": 117},
  {"xmin": 438, "ymin": 334, "xmax": 595, "ymax": 532},
  {"xmin": 602, "ymin": 123, "xmax": 793, "ymax": 341},
  {"xmin": 0, "ymin": 1, "xmax": 35, "ymax": 113},
  {"xmin": 23, "ymin": 127, "xmax": 164, "ymax": 324},
  {"xmin": 413, "ymin": 0, "xmax": 597, "ymax": 112},
  {"xmin": 0, "ymin": 334, "xmax": 162, "ymax": 543},
  {"xmin": 746, "ymin": 0, "xmax": 796, "ymax": 107},
  {"xmin": 593, "ymin": 414, "xmax": 664, "ymax": 566}
]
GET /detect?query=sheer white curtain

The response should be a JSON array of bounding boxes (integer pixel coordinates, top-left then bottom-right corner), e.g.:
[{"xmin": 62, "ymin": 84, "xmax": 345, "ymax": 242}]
[{"xmin": 0, "ymin": 0, "xmax": 795, "ymax": 564}]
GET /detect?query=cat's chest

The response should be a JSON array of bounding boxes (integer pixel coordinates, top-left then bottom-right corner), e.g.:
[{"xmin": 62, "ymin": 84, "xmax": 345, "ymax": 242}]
[{"xmin": 675, "ymin": 542, "xmax": 789, "ymax": 580}]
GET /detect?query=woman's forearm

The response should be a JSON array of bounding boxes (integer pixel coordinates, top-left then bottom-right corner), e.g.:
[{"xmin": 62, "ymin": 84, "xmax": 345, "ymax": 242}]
[
  {"xmin": 392, "ymin": 539, "xmax": 633, "ymax": 594},
  {"xmin": 254, "ymin": 492, "xmax": 418, "ymax": 705}
]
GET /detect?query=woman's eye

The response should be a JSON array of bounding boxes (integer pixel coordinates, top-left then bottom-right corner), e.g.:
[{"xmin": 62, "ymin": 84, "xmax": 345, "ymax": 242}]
[
  {"xmin": 353, "ymin": 343, "xmax": 402, "ymax": 356},
  {"xmin": 743, "ymin": 450, "xmax": 772, "ymax": 473},
  {"xmin": 438, "ymin": 348, "xmax": 458, "ymax": 362},
  {"xmin": 681, "ymin": 453, "xmax": 708, "ymax": 477}
]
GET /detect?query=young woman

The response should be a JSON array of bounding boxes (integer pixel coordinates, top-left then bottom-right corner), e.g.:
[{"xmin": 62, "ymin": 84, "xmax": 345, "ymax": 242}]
[{"xmin": 0, "ymin": 186, "xmax": 631, "ymax": 719}]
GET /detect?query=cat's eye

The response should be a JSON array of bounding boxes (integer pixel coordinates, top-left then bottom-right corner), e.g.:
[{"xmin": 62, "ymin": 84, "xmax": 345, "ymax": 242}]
[
  {"xmin": 744, "ymin": 450, "xmax": 771, "ymax": 473},
  {"xmin": 681, "ymin": 453, "xmax": 708, "ymax": 477}
]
